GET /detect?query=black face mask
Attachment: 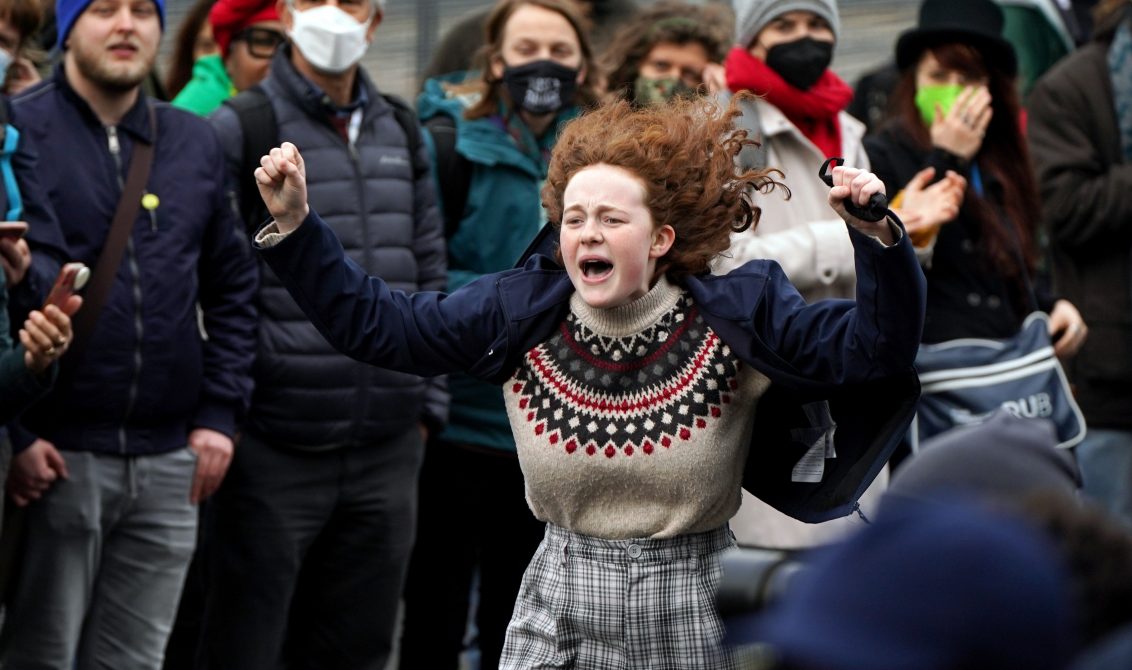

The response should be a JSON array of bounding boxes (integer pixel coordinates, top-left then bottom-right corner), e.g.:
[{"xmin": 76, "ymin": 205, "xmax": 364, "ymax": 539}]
[
  {"xmin": 502, "ymin": 59, "xmax": 579, "ymax": 115},
  {"xmin": 764, "ymin": 37, "xmax": 834, "ymax": 91}
]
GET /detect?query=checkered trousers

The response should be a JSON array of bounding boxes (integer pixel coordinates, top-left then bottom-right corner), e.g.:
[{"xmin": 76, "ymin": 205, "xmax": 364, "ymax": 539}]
[{"xmin": 500, "ymin": 523, "xmax": 738, "ymax": 670}]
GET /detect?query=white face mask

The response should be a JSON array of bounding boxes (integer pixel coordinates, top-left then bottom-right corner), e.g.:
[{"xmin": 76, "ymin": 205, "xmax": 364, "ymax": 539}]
[{"xmin": 288, "ymin": 4, "xmax": 371, "ymax": 74}]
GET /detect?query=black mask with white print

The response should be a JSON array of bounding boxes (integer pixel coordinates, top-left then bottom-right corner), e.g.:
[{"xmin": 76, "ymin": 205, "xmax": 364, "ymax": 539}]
[{"xmin": 502, "ymin": 60, "xmax": 579, "ymax": 115}]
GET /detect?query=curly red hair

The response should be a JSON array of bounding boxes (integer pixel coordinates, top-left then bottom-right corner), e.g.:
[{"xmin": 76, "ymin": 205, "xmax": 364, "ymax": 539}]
[{"xmin": 543, "ymin": 94, "xmax": 783, "ymax": 278}]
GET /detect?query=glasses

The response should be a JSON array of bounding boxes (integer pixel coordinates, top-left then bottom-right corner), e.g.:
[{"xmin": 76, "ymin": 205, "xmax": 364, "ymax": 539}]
[{"xmin": 233, "ymin": 27, "xmax": 287, "ymax": 59}]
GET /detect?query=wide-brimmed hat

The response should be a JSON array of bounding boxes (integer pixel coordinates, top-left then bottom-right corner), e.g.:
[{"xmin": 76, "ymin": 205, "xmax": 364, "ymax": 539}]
[{"xmin": 895, "ymin": 0, "xmax": 1017, "ymax": 76}]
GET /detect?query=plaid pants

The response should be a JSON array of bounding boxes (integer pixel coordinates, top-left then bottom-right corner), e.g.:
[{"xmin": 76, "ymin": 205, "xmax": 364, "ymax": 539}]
[{"xmin": 500, "ymin": 523, "xmax": 737, "ymax": 669}]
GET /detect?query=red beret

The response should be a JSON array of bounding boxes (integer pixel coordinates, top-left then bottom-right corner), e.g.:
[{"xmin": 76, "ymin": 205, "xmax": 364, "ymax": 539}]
[{"xmin": 209, "ymin": 0, "xmax": 280, "ymax": 57}]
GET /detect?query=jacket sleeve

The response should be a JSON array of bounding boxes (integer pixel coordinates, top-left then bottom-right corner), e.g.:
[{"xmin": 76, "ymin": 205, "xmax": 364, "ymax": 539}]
[
  {"xmin": 4, "ymin": 111, "xmax": 68, "ymax": 318},
  {"xmin": 1028, "ymin": 62, "xmax": 1132, "ymax": 252},
  {"xmin": 410, "ymin": 122, "xmax": 450, "ymax": 429},
  {"xmin": 207, "ymin": 104, "xmax": 247, "ymax": 216},
  {"xmin": 714, "ymin": 222, "xmax": 925, "ymax": 387},
  {"xmin": 192, "ymin": 131, "xmax": 259, "ymax": 439},
  {"xmin": 258, "ymin": 210, "xmax": 508, "ymax": 380}
]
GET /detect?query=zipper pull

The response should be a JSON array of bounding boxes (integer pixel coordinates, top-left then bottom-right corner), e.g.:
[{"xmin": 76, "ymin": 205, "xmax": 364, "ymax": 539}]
[{"xmin": 106, "ymin": 125, "xmax": 120, "ymax": 158}]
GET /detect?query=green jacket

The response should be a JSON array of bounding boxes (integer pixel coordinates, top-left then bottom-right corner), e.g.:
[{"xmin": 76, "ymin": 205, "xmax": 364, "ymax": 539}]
[
  {"xmin": 418, "ymin": 73, "xmax": 580, "ymax": 452},
  {"xmin": 171, "ymin": 54, "xmax": 234, "ymax": 117}
]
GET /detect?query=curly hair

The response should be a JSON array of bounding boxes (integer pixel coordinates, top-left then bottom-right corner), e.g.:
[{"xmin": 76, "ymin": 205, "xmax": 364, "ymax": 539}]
[
  {"xmin": 543, "ymin": 94, "xmax": 784, "ymax": 278},
  {"xmin": 602, "ymin": 1, "xmax": 733, "ymax": 103},
  {"xmin": 454, "ymin": 0, "xmax": 603, "ymax": 121}
]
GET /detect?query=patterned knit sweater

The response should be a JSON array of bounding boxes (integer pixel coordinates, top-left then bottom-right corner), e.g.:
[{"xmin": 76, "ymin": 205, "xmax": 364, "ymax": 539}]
[{"xmin": 504, "ymin": 277, "xmax": 770, "ymax": 540}]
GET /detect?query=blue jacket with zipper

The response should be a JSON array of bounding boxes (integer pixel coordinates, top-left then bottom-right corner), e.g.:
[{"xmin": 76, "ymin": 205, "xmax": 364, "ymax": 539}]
[
  {"xmin": 7, "ymin": 65, "xmax": 258, "ymax": 455},
  {"xmin": 260, "ymin": 210, "xmax": 926, "ymax": 523}
]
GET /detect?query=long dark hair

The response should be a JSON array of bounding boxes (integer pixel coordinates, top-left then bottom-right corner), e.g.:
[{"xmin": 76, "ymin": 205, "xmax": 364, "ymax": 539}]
[
  {"xmin": 164, "ymin": 0, "xmax": 216, "ymax": 99},
  {"xmin": 891, "ymin": 43, "xmax": 1040, "ymax": 279}
]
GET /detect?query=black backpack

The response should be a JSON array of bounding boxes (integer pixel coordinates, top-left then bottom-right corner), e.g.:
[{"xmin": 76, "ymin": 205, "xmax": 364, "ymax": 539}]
[{"xmin": 224, "ymin": 85, "xmax": 433, "ymax": 232}]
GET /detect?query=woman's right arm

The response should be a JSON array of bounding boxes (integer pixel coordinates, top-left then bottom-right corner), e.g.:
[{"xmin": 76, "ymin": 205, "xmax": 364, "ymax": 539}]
[{"xmin": 253, "ymin": 143, "xmax": 509, "ymax": 379}]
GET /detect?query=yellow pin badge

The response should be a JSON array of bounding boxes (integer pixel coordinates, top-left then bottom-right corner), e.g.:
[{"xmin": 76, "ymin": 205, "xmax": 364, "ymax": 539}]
[{"xmin": 141, "ymin": 193, "xmax": 160, "ymax": 210}]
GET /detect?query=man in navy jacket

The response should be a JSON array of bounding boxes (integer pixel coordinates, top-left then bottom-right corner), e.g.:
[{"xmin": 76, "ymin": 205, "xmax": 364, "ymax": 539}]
[{"xmin": 0, "ymin": 0, "xmax": 257, "ymax": 665}]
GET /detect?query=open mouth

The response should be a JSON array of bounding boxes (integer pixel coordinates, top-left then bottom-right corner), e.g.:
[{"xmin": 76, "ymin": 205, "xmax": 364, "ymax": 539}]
[{"xmin": 581, "ymin": 259, "xmax": 613, "ymax": 280}]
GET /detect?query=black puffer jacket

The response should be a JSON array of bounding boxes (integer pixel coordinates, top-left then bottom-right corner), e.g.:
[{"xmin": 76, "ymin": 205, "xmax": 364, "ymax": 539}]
[{"xmin": 211, "ymin": 49, "xmax": 448, "ymax": 449}]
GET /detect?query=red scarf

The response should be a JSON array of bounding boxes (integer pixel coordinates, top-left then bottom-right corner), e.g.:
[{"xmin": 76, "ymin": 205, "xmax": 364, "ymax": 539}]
[{"xmin": 724, "ymin": 46, "xmax": 853, "ymax": 160}]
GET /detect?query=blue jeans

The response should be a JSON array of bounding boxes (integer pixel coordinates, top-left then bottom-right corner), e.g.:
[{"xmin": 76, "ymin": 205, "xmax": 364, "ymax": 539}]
[
  {"xmin": 1074, "ymin": 428, "xmax": 1132, "ymax": 528},
  {"xmin": 0, "ymin": 447, "xmax": 198, "ymax": 669}
]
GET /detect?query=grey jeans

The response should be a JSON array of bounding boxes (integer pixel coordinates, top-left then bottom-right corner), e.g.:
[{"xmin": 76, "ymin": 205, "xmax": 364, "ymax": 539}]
[{"xmin": 0, "ymin": 447, "xmax": 198, "ymax": 670}]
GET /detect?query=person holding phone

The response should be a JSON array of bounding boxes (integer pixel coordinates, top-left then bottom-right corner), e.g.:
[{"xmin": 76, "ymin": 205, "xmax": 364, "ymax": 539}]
[{"xmin": 0, "ymin": 0, "xmax": 258, "ymax": 665}]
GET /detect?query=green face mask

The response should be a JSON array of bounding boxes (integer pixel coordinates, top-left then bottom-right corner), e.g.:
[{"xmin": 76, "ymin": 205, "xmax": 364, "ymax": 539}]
[
  {"xmin": 914, "ymin": 84, "xmax": 965, "ymax": 127},
  {"xmin": 632, "ymin": 75, "xmax": 697, "ymax": 107}
]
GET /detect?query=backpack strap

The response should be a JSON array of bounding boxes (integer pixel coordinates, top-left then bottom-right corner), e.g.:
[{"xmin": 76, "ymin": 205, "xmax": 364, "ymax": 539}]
[
  {"xmin": 223, "ymin": 85, "xmax": 277, "ymax": 232},
  {"xmin": 422, "ymin": 114, "xmax": 471, "ymax": 239},
  {"xmin": 382, "ymin": 93, "xmax": 429, "ymax": 182}
]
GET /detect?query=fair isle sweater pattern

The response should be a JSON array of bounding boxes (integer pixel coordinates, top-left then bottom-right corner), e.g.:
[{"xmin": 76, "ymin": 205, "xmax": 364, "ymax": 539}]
[
  {"xmin": 505, "ymin": 278, "xmax": 767, "ymax": 539},
  {"xmin": 512, "ymin": 295, "xmax": 740, "ymax": 458}
]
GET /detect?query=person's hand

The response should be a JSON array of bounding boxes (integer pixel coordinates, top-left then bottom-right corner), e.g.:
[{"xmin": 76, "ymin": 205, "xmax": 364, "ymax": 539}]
[
  {"xmin": 1048, "ymin": 299, "xmax": 1087, "ymax": 360},
  {"xmin": 701, "ymin": 63, "xmax": 727, "ymax": 96},
  {"xmin": 827, "ymin": 165, "xmax": 893, "ymax": 246},
  {"xmin": 930, "ymin": 86, "xmax": 992, "ymax": 161},
  {"xmin": 0, "ymin": 237, "xmax": 31, "ymax": 286},
  {"xmin": 254, "ymin": 142, "xmax": 309, "ymax": 235},
  {"xmin": 7, "ymin": 439, "xmax": 68, "ymax": 507},
  {"xmin": 188, "ymin": 428, "xmax": 234, "ymax": 504},
  {"xmin": 893, "ymin": 167, "xmax": 967, "ymax": 247},
  {"xmin": 21, "ymin": 299, "xmax": 81, "ymax": 373},
  {"xmin": 4, "ymin": 56, "xmax": 41, "ymax": 96}
]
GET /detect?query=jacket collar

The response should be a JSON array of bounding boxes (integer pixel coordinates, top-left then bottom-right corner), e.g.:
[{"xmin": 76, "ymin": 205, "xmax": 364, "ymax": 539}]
[
  {"xmin": 270, "ymin": 45, "xmax": 385, "ymax": 122},
  {"xmin": 53, "ymin": 62, "xmax": 156, "ymax": 144}
]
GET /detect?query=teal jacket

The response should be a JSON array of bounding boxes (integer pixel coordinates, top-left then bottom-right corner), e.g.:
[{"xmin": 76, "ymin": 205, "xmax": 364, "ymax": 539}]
[{"xmin": 418, "ymin": 73, "xmax": 579, "ymax": 452}]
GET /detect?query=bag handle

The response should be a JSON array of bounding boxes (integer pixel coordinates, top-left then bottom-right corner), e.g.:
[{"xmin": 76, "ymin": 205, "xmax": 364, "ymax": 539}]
[{"xmin": 66, "ymin": 102, "xmax": 157, "ymax": 365}]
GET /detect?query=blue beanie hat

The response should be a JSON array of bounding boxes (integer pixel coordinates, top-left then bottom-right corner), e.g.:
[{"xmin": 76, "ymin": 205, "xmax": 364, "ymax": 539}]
[{"xmin": 56, "ymin": 0, "xmax": 166, "ymax": 49}]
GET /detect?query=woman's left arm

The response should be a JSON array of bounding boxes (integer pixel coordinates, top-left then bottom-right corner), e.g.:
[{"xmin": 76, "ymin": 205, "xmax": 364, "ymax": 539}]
[{"xmin": 757, "ymin": 167, "xmax": 927, "ymax": 383}]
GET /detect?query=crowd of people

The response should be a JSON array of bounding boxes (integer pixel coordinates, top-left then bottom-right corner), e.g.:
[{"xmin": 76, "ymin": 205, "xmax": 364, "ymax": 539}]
[{"xmin": 0, "ymin": 0, "xmax": 1127, "ymax": 668}]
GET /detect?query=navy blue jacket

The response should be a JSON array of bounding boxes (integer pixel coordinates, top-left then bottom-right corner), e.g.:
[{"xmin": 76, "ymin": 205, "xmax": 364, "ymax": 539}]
[
  {"xmin": 261, "ymin": 211, "xmax": 926, "ymax": 523},
  {"xmin": 7, "ymin": 67, "xmax": 258, "ymax": 455}
]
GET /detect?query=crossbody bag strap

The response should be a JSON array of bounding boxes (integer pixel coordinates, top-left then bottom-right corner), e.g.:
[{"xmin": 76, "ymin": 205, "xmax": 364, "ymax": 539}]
[{"xmin": 67, "ymin": 101, "xmax": 157, "ymax": 364}]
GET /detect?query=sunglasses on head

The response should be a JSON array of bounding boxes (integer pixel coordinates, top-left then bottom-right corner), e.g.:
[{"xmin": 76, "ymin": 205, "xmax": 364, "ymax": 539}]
[{"xmin": 233, "ymin": 27, "xmax": 287, "ymax": 58}]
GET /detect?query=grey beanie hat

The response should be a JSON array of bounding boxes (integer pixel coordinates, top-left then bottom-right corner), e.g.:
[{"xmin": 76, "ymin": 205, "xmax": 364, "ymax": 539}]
[{"xmin": 732, "ymin": 0, "xmax": 840, "ymax": 49}]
